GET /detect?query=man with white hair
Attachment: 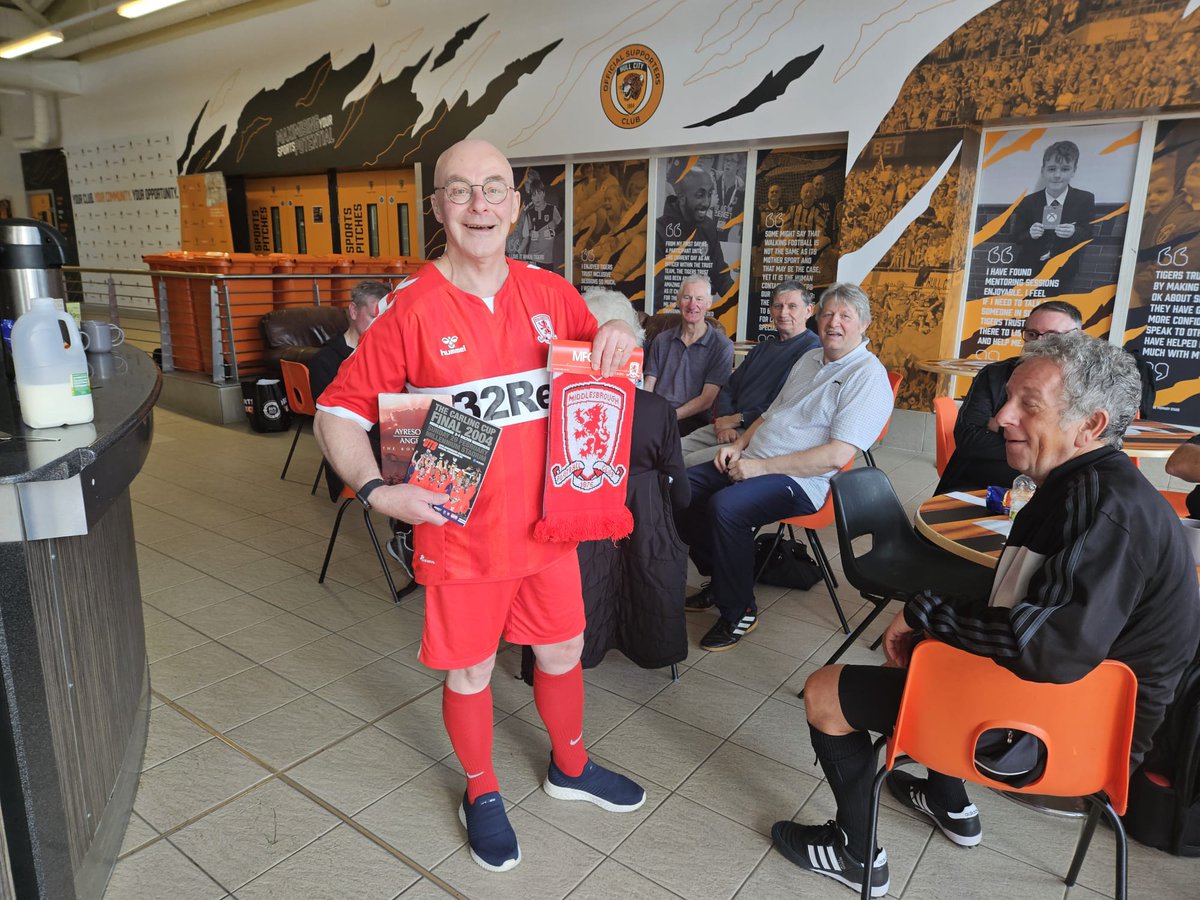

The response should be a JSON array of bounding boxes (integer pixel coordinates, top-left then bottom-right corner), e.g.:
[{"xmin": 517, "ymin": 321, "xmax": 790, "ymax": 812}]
[
  {"xmin": 677, "ymin": 283, "xmax": 893, "ymax": 650},
  {"xmin": 777, "ymin": 333, "xmax": 1200, "ymax": 897}
]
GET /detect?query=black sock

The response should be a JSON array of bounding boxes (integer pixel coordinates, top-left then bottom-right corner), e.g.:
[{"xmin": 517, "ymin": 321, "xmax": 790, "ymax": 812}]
[
  {"xmin": 925, "ymin": 770, "xmax": 971, "ymax": 811},
  {"xmin": 808, "ymin": 724, "xmax": 877, "ymax": 856}
]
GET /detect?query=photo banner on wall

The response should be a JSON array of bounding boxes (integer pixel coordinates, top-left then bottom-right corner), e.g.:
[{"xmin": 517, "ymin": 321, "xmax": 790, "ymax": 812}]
[
  {"xmin": 653, "ymin": 153, "xmax": 745, "ymax": 333},
  {"xmin": 748, "ymin": 146, "xmax": 846, "ymax": 342},
  {"xmin": 959, "ymin": 122, "xmax": 1140, "ymax": 360},
  {"xmin": 572, "ymin": 160, "xmax": 648, "ymax": 304},
  {"xmin": 1123, "ymin": 119, "xmax": 1200, "ymax": 425},
  {"xmin": 507, "ymin": 164, "xmax": 566, "ymax": 276}
]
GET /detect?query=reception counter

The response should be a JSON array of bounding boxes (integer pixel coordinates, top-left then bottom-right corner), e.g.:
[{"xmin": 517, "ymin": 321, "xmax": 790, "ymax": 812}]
[{"xmin": 0, "ymin": 347, "xmax": 160, "ymax": 899}]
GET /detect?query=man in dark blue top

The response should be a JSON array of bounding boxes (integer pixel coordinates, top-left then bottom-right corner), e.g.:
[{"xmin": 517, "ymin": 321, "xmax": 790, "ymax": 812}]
[{"xmin": 680, "ymin": 280, "xmax": 819, "ymax": 466}]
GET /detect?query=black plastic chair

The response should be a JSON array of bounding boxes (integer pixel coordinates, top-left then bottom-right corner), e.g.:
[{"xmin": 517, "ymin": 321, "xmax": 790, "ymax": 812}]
[
  {"xmin": 318, "ymin": 484, "xmax": 417, "ymax": 604},
  {"xmin": 822, "ymin": 467, "xmax": 994, "ymax": 668}
]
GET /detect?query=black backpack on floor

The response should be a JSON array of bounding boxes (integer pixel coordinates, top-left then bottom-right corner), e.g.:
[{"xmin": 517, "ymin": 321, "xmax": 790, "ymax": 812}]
[{"xmin": 1124, "ymin": 657, "xmax": 1200, "ymax": 856}]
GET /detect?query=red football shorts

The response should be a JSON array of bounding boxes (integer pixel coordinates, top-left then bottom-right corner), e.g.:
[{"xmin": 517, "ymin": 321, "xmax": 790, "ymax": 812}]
[{"xmin": 418, "ymin": 550, "xmax": 585, "ymax": 670}]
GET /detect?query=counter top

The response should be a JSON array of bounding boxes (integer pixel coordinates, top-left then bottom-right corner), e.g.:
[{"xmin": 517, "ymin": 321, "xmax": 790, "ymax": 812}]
[{"xmin": 0, "ymin": 348, "xmax": 161, "ymax": 485}]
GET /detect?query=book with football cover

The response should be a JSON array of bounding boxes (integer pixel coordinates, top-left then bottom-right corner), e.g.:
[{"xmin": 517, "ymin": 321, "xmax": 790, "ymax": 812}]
[
  {"xmin": 378, "ymin": 393, "xmax": 451, "ymax": 485},
  {"xmin": 405, "ymin": 400, "xmax": 501, "ymax": 526}
]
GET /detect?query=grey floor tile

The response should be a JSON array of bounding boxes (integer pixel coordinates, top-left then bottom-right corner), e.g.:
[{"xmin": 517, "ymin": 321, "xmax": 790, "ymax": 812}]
[
  {"xmin": 741, "ymin": 606, "xmax": 847, "ymax": 661},
  {"xmin": 287, "ymin": 726, "xmax": 437, "ymax": 815},
  {"xmin": 138, "ymin": 550, "xmax": 207, "ymax": 594},
  {"xmin": 646, "ymin": 667, "xmax": 767, "ymax": 738},
  {"xmin": 676, "ymin": 742, "xmax": 821, "ymax": 836},
  {"xmin": 149, "ymin": 641, "xmax": 257, "ymax": 699},
  {"xmin": 397, "ymin": 879, "xmax": 458, "ymax": 898},
  {"xmin": 613, "ymin": 794, "xmax": 769, "ymax": 900},
  {"xmin": 251, "ymin": 571, "xmax": 352, "ymax": 610},
  {"xmin": 143, "ymin": 705, "xmax": 213, "ymax": 770},
  {"xmin": 292, "ymin": 587, "xmax": 393, "ymax": 631},
  {"xmin": 314, "ymin": 655, "xmax": 440, "ymax": 720},
  {"xmin": 219, "ymin": 610, "xmax": 330, "ymax": 663},
  {"xmin": 728, "ymin": 697, "xmax": 820, "ymax": 776},
  {"xmin": 102, "ymin": 838, "xmax": 227, "ymax": 900},
  {"xmin": 149, "ymin": 529, "xmax": 239, "ymax": 562},
  {"xmin": 213, "ymin": 555, "xmax": 311, "ymax": 593},
  {"xmin": 566, "ymin": 858, "xmax": 682, "ymax": 899},
  {"xmin": 690, "ymin": 634, "xmax": 804, "ymax": 694},
  {"xmin": 354, "ymin": 764, "xmax": 470, "ymax": 870},
  {"xmin": 903, "ymin": 838, "xmax": 1069, "ymax": 899},
  {"xmin": 145, "ymin": 619, "xmax": 211, "ymax": 663},
  {"xmin": 582, "ymin": 654, "xmax": 675, "ymax": 705},
  {"xmin": 588, "ymin": 707, "xmax": 722, "ymax": 791},
  {"xmin": 433, "ymin": 805, "xmax": 602, "ymax": 899},
  {"xmin": 175, "ymin": 665, "xmax": 307, "ymax": 732},
  {"xmin": 141, "ymin": 602, "xmax": 170, "ymax": 628},
  {"xmin": 263, "ymin": 633, "xmax": 383, "ymax": 691},
  {"xmin": 118, "ymin": 811, "xmax": 159, "ymax": 856},
  {"xmin": 143, "ymin": 574, "xmax": 247, "ymax": 617},
  {"xmin": 376, "ymin": 691, "xmax": 455, "ymax": 761},
  {"xmin": 170, "ymin": 778, "xmax": 340, "ymax": 891},
  {"xmin": 134, "ymin": 740, "xmax": 268, "ymax": 832},
  {"xmin": 235, "ymin": 823, "xmax": 420, "ymax": 899},
  {"xmin": 179, "ymin": 594, "xmax": 286, "ymax": 638},
  {"xmin": 226, "ymin": 694, "xmax": 364, "ymax": 769},
  {"xmin": 338, "ymin": 605, "xmax": 426, "ymax": 655}
]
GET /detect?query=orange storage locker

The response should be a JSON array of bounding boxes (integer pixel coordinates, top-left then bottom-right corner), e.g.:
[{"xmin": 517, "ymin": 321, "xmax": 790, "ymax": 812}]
[
  {"xmin": 143, "ymin": 251, "xmax": 205, "ymax": 372},
  {"xmin": 218, "ymin": 253, "xmax": 287, "ymax": 374}
]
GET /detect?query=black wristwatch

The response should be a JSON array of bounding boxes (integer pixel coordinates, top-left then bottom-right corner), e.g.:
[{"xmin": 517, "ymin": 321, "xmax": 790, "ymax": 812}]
[{"xmin": 355, "ymin": 478, "xmax": 387, "ymax": 509}]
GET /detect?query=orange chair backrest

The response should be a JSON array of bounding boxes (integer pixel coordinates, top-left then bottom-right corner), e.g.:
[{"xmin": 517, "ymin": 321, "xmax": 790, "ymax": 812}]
[
  {"xmin": 280, "ymin": 359, "xmax": 317, "ymax": 417},
  {"xmin": 887, "ymin": 641, "xmax": 1137, "ymax": 814},
  {"xmin": 783, "ymin": 457, "xmax": 855, "ymax": 531},
  {"xmin": 875, "ymin": 371, "xmax": 904, "ymax": 442},
  {"xmin": 933, "ymin": 396, "xmax": 958, "ymax": 476}
]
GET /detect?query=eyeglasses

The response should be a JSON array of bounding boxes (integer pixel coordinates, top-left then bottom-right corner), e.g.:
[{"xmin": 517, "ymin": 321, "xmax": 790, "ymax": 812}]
[
  {"xmin": 1022, "ymin": 326, "xmax": 1080, "ymax": 342},
  {"xmin": 435, "ymin": 180, "xmax": 513, "ymax": 205}
]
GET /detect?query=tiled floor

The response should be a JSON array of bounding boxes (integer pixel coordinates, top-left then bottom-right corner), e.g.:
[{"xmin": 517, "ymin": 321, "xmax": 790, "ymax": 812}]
[{"xmin": 105, "ymin": 408, "xmax": 1197, "ymax": 899}]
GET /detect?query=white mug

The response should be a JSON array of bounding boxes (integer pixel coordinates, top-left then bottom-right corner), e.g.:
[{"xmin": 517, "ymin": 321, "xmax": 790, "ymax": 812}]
[{"xmin": 80, "ymin": 320, "xmax": 124, "ymax": 353}]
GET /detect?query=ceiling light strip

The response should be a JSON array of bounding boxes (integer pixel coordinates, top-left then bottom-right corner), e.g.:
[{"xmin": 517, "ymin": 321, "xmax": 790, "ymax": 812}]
[{"xmin": 0, "ymin": 30, "xmax": 64, "ymax": 59}]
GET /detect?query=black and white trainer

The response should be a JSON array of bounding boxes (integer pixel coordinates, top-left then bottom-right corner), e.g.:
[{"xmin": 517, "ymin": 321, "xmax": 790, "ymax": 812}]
[
  {"xmin": 771, "ymin": 819, "xmax": 889, "ymax": 898},
  {"xmin": 386, "ymin": 526, "xmax": 415, "ymax": 580},
  {"xmin": 684, "ymin": 581, "xmax": 715, "ymax": 611},
  {"xmin": 887, "ymin": 770, "xmax": 982, "ymax": 847},
  {"xmin": 699, "ymin": 608, "xmax": 758, "ymax": 651}
]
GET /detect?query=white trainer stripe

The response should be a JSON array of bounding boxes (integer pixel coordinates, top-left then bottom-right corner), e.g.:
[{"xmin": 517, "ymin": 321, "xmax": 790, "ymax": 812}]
[{"xmin": 809, "ymin": 845, "xmax": 820, "ymax": 868}]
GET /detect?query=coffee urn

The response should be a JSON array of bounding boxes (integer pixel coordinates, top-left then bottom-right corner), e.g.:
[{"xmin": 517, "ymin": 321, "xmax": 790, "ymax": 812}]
[{"xmin": 0, "ymin": 218, "xmax": 70, "ymax": 379}]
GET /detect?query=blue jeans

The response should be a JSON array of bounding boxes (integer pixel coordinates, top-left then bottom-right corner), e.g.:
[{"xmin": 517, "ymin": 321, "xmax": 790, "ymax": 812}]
[{"xmin": 675, "ymin": 463, "xmax": 816, "ymax": 622}]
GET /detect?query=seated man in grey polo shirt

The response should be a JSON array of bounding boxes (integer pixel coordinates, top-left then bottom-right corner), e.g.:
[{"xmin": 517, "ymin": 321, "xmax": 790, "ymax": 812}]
[
  {"xmin": 644, "ymin": 273, "xmax": 735, "ymax": 436},
  {"xmin": 680, "ymin": 280, "xmax": 819, "ymax": 467},
  {"xmin": 676, "ymin": 283, "xmax": 894, "ymax": 651}
]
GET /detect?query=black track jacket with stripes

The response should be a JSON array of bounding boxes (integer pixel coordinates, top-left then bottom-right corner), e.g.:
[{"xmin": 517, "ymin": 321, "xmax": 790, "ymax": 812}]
[{"xmin": 906, "ymin": 446, "xmax": 1200, "ymax": 763}]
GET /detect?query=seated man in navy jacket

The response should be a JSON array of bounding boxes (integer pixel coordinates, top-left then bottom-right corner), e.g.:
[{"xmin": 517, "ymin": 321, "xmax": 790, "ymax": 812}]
[
  {"xmin": 774, "ymin": 333, "xmax": 1199, "ymax": 898},
  {"xmin": 680, "ymin": 280, "xmax": 819, "ymax": 467}
]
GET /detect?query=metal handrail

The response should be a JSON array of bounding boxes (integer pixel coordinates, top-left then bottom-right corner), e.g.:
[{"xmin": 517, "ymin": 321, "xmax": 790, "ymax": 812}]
[{"xmin": 62, "ymin": 265, "xmax": 416, "ymax": 384}]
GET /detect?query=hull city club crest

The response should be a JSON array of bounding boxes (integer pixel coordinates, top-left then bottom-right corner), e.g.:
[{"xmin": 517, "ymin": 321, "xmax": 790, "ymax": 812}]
[{"xmin": 550, "ymin": 382, "xmax": 628, "ymax": 492}]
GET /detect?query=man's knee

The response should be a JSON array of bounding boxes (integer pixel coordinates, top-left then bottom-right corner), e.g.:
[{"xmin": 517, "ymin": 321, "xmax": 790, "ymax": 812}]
[
  {"xmin": 805, "ymin": 665, "xmax": 853, "ymax": 734},
  {"xmin": 532, "ymin": 633, "xmax": 584, "ymax": 675},
  {"xmin": 446, "ymin": 654, "xmax": 498, "ymax": 694}
]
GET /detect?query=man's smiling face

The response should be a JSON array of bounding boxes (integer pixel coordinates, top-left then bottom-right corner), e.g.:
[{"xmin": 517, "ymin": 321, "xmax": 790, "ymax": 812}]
[{"xmin": 432, "ymin": 139, "xmax": 520, "ymax": 263}]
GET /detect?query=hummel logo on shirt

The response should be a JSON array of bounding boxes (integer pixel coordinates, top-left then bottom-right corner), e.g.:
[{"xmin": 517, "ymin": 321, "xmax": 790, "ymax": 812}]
[{"xmin": 440, "ymin": 335, "xmax": 467, "ymax": 356}]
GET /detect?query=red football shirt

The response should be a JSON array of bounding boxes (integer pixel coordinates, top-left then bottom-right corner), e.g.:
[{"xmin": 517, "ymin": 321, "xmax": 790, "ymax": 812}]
[{"xmin": 318, "ymin": 259, "xmax": 598, "ymax": 584}]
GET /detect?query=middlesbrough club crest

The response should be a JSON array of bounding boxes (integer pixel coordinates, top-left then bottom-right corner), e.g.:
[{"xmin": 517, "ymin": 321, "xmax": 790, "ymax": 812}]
[
  {"xmin": 531, "ymin": 314, "xmax": 556, "ymax": 344},
  {"xmin": 550, "ymin": 382, "xmax": 628, "ymax": 492}
]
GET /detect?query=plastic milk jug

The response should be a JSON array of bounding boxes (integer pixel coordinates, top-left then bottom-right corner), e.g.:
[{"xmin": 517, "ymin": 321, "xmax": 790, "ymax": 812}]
[{"xmin": 10, "ymin": 297, "xmax": 94, "ymax": 428}]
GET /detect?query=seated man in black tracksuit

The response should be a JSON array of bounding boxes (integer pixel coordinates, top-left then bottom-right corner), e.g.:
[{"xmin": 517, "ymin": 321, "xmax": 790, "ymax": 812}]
[{"xmin": 774, "ymin": 333, "xmax": 1200, "ymax": 897}]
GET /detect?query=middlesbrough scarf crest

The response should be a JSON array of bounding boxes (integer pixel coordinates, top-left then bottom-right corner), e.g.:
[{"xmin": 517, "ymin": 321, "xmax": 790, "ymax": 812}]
[{"xmin": 535, "ymin": 340, "xmax": 641, "ymax": 542}]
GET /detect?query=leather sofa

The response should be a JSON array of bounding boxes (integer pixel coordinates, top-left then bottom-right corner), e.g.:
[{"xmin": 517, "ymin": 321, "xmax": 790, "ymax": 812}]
[{"xmin": 259, "ymin": 306, "xmax": 348, "ymax": 375}]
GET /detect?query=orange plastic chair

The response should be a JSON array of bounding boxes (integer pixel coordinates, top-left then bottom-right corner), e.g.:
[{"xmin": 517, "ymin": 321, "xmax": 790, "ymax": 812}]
[
  {"xmin": 755, "ymin": 458, "xmax": 855, "ymax": 635},
  {"xmin": 862, "ymin": 371, "xmax": 904, "ymax": 467},
  {"xmin": 933, "ymin": 396, "xmax": 958, "ymax": 477},
  {"xmin": 1162, "ymin": 489, "xmax": 1190, "ymax": 518},
  {"xmin": 318, "ymin": 484, "xmax": 415, "ymax": 604},
  {"xmin": 860, "ymin": 641, "xmax": 1138, "ymax": 900},
  {"xmin": 279, "ymin": 359, "xmax": 326, "ymax": 494}
]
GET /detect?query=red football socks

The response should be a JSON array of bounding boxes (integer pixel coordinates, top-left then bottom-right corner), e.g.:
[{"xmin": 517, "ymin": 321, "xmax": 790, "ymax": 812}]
[
  {"xmin": 534, "ymin": 662, "xmax": 587, "ymax": 777},
  {"xmin": 442, "ymin": 683, "xmax": 499, "ymax": 802}
]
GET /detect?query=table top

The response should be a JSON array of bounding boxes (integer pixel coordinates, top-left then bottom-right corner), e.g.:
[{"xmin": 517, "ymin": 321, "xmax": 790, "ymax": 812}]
[
  {"xmin": 915, "ymin": 491, "xmax": 1007, "ymax": 568},
  {"xmin": 1122, "ymin": 420, "xmax": 1198, "ymax": 458},
  {"xmin": 916, "ymin": 357, "xmax": 994, "ymax": 378}
]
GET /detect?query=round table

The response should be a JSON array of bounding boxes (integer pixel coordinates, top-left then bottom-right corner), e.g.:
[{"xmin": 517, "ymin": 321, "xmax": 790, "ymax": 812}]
[
  {"xmin": 1121, "ymin": 420, "xmax": 1198, "ymax": 458},
  {"xmin": 915, "ymin": 491, "xmax": 1005, "ymax": 568},
  {"xmin": 916, "ymin": 357, "xmax": 993, "ymax": 379}
]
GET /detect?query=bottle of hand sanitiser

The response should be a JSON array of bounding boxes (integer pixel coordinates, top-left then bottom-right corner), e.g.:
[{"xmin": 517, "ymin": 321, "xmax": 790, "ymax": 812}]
[{"xmin": 10, "ymin": 296, "xmax": 94, "ymax": 428}]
